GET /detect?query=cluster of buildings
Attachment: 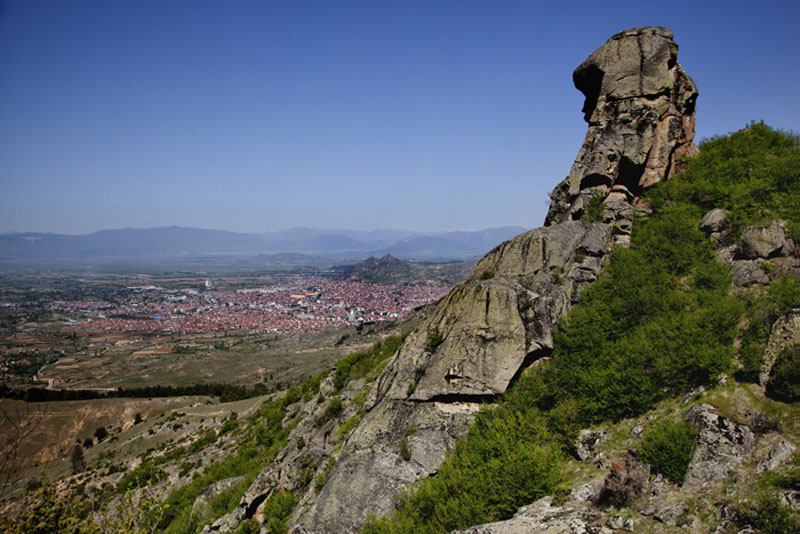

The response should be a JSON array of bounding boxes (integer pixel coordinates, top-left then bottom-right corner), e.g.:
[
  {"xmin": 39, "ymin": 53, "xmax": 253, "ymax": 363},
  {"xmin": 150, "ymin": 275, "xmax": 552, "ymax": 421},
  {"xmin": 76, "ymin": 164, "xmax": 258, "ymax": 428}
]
[{"xmin": 49, "ymin": 278, "xmax": 451, "ymax": 334}]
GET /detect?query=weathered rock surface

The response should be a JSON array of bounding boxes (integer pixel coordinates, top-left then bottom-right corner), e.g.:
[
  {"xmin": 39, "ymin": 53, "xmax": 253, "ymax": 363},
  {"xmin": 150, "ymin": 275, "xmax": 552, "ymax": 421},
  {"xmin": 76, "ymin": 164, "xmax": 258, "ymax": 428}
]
[
  {"xmin": 756, "ymin": 438, "xmax": 797, "ymax": 474},
  {"xmin": 546, "ymin": 27, "xmax": 698, "ymax": 227},
  {"xmin": 716, "ymin": 225, "xmax": 799, "ymax": 286},
  {"xmin": 640, "ymin": 500, "xmax": 692, "ymax": 527},
  {"xmin": 700, "ymin": 208, "xmax": 729, "ymax": 234},
  {"xmin": 683, "ymin": 404, "xmax": 755, "ymax": 486},
  {"xmin": 291, "ymin": 222, "xmax": 614, "ymax": 534},
  {"xmin": 738, "ymin": 220, "xmax": 790, "ymax": 259},
  {"xmin": 760, "ymin": 309, "xmax": 800, "ymax": 386},
  {"xmin": 452, "ymin": 496, "xmax": 612, "ymax": 534}
]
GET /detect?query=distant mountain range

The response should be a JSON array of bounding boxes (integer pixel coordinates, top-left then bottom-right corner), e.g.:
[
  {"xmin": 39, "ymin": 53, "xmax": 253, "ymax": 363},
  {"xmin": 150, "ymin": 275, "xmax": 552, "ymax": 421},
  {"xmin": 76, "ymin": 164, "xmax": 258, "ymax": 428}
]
[{"xmin": 0, "ymin": 226, "xmax": 528, "ymax": 263}]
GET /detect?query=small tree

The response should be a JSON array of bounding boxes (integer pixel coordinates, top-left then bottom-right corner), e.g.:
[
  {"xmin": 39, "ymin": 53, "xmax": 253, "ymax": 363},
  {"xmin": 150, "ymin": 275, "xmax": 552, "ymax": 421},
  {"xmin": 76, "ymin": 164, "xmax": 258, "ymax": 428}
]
[
  {"xmin": 94, "ymin": 426, "xmax": 108, "ymax": 442},
  {"xmin": 71, "ymin": 444, "xmax": 86, "ymax": 474}
]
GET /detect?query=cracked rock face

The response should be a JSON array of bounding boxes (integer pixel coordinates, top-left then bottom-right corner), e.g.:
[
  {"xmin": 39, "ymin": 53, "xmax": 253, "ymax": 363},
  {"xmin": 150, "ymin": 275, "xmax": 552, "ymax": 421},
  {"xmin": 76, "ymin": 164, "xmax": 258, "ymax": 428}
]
[{"xmin": 546, "ymin": 26, "xmax": 698, "ymax": 226}]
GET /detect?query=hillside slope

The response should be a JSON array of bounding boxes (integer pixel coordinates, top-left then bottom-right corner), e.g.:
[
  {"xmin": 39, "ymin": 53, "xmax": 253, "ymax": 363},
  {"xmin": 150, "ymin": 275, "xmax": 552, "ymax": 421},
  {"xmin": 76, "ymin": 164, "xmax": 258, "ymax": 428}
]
[{"xmin": 3, "ymin": 27, "xmax": 798, "ymax": 534}]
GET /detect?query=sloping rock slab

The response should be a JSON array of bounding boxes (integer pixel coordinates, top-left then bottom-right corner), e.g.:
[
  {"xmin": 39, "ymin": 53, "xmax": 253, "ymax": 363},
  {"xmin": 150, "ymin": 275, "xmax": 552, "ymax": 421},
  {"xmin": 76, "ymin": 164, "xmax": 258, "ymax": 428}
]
[{"xmin": 453, "ymin": 496, "xmax": 611, "ymax": 534}]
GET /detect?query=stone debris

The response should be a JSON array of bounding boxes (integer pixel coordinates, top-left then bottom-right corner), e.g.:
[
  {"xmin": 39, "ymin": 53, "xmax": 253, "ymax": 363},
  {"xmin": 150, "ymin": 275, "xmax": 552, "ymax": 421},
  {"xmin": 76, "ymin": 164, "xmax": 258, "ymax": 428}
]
[
  {"xmin": 576, "ymin": 429, "xmax": 607, "ymax": 462},
  {"xmin": 452, "ymin": 496, "xmax": 612, "ymax": 534}
]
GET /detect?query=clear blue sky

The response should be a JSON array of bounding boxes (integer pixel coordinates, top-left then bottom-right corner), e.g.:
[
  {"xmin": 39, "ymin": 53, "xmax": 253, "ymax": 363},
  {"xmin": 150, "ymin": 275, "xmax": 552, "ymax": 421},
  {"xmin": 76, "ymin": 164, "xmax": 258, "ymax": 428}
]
[{"xmin": 1, "ymin": 0, "xmax": 798, "ymax": 235}]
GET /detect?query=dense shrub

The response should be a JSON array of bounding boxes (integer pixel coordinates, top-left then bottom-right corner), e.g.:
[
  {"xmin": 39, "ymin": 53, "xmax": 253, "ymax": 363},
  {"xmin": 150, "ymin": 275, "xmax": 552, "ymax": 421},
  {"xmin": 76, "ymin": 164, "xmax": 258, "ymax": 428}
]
[
  {"xmin": 363, "ymin": 406, "xmax": 563, "ymax": 534},
  {"xmin": 736, "ymin": 492, "xmax": 799, "ymax": 534},
  {"xmin": 0, "ymin": 480, "xmax": 99, "ymax": 534},
  {"xmin": 650, "ymin": 121, "xmax": 800, "ymax": 240},
  {"xmin": 261, "ymin": 490, "xmax": 299, "ymax": 534},
  {"xmin": 639, "ymin": 420, "xmax": 697, "ymax": 484}
]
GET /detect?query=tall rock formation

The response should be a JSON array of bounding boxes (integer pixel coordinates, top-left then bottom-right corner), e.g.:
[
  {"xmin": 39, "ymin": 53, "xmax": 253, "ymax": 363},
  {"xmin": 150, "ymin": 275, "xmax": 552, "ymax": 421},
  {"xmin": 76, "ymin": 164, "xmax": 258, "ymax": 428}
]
[
  {"xmin": 211, "ymin": 27, "xmax": 699, "ymax": 534},
  {"xmin": 288, "ymin": 27, "xmax": 698, "ymax": 534},
  {"xmin": 545, "ymin": 27, "xmax": 698, "ymax": 237}
]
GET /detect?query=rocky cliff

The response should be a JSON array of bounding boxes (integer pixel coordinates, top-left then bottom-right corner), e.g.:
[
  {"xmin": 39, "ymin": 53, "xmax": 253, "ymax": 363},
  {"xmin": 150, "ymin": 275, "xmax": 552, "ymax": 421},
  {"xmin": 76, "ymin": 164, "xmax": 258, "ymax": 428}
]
[
  {"xmin": 545, "ymin": 26, "xmax": 698, "ymax": 234},
  {"xmin": 204, "ymin": 26, "xmax": 700, "ymax": 534}
]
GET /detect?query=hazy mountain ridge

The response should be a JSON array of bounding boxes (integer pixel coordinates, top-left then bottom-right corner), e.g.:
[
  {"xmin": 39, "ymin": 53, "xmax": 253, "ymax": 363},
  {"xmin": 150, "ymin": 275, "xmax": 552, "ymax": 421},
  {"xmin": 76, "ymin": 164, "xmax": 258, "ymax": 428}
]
[{"xmin": 0, "ymin": 226, "xmax": 527, "ymax": 261}]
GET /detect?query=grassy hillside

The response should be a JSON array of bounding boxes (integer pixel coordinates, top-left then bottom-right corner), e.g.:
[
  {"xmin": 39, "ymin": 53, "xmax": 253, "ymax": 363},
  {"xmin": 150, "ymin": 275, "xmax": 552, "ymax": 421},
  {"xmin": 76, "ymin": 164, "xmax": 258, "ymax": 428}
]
[{"xmin": 363, "ymin": 123, "xmax": 800, "ymax": 533}]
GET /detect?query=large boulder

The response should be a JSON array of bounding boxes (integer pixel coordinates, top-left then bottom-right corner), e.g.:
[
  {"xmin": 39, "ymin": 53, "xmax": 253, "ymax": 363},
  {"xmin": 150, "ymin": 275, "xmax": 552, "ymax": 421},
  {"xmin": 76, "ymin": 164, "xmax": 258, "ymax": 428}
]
[
  {"xmin": 546, "ymin": 27, "xmax": 698, "ymax": 226},
  {"xmin": 699, "ymin": 208, "xmax": 729, "ymax": 234},
  {"xmin": 683, "ymin": 404, "xmax": 754, "ymax": 486},
  {"xmin": 739, "ymin": 220, "xmax": 789, "ymax": 259}
]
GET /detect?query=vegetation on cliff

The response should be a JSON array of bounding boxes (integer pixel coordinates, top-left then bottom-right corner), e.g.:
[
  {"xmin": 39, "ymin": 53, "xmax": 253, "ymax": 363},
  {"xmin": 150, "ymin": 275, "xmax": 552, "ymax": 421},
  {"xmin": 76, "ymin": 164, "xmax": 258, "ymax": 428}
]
[{"xmin": 363, "ymin": 123, "xmax": 799, "ymax": 534}]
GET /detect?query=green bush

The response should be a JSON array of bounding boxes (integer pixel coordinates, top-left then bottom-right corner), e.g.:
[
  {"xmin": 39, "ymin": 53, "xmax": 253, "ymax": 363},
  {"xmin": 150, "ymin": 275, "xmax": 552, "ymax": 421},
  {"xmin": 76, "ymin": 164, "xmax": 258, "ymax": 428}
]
[
  {"xmin": 261, "ymin": 490, "xmax": 299, "ymax": 534},
  {"xmin": 480, "ymin": 269, "xmax": 495, "ymax": 280},
  {"xmin": 639, "ymin": 420, "xmax": 697, "ymax": 484},
  {"xmin": 315, "ymin": 397, "xmax": 343, "ymax": 428},
  {"xmin": 585, "ymin": 192, "xmax": 605, "ymax": 222},
  {"xmin": 736, "ymin": 492, "xmax": 799, "ymax": 534},
  {"xmin": 362, "ymin": 406, "xmax": 563, "ymax": 534},
  {"xmin": 766, "ymin": 344, "xmax": 800, "ymax": 402},
  {"xmin": 235, "ymin": 518, "xmax": 261, "ymax": 534},
  {"xmin": 424, "ymin": 328, "xmax": 444, "ymax": 353},
  {"xmin": 333, "ymin": 335, "xmax": 406, "ymax": 392}
]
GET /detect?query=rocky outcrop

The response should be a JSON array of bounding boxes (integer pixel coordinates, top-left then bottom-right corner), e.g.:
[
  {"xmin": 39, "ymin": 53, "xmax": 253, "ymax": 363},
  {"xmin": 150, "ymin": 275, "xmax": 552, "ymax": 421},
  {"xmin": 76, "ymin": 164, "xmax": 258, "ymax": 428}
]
[
  {"xmin": 683, "ymin": 403, "xmax": 755, "ymax": 486},
  {"xmin": 576, "ymin": 429, "xmax": 607, "ymax": 462},
  {"xmin": 715, "ymin": 219, "xmax": 799, "ymax": 286},
  {"xmin": 761, "ymin": 309, "xmax": 800, "ymax": 386},
  {"xmin": 292, "ymin": 222, "xmax": 614, "ymax": 534},
  {"xmin": 756, "ymin": 438, "xmax": 797, "ymax": 474},
  {"xmin": 545, "ymin": 27, "xmax": 698, "ymax": 228}
]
